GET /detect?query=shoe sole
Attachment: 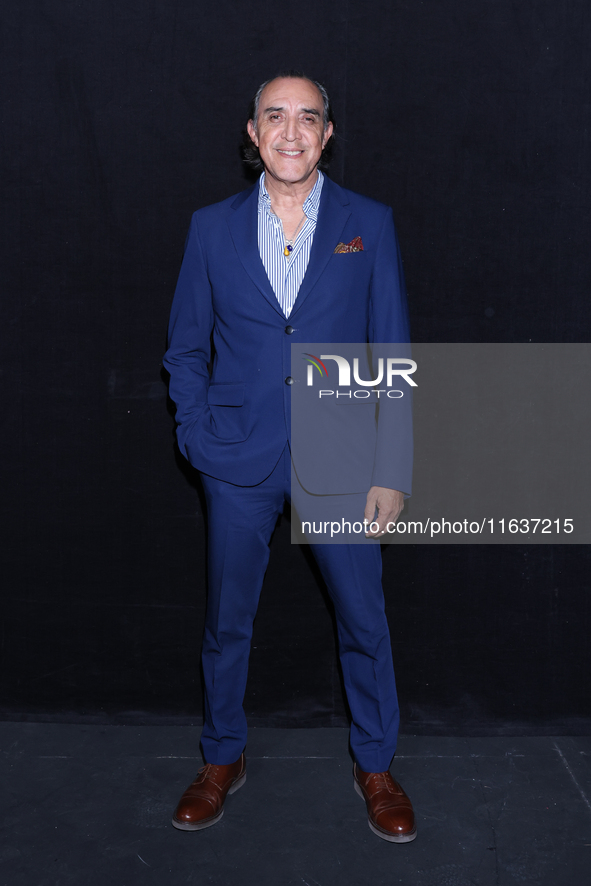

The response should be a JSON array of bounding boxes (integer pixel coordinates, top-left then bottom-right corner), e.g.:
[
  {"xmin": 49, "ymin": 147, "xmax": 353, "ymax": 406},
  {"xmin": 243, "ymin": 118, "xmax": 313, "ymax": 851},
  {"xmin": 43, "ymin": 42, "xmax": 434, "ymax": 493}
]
[
  {"xmin": 353, "ymin": 779, "xmax": 417, "ymax": 843},
  {"xmin": 171, "ymin": 771, "xmax": 247, "ymax": 831}
]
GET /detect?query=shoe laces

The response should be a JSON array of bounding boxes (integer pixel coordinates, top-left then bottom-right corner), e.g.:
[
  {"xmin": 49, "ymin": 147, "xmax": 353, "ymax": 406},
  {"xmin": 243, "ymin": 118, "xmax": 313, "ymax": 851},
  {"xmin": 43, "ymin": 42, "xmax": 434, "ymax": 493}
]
[
  {"xmin": 370, "ymin": 771, "xmax": 396, "ymax": 793},
  {"xmin": 195, "ymin": 763, "xmax": 222, "ymax": 787}
]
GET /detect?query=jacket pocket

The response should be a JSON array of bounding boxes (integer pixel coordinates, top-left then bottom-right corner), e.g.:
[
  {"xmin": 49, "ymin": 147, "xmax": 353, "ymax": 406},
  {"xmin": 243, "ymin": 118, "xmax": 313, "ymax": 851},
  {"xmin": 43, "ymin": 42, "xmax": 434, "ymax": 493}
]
[
  {"xmin": 207, "ymin": 383, "xmax": 245, "ymax": 407},
  {"xmin": 206, "ymin": 383, "xmax": 247, "ymax": 442}
]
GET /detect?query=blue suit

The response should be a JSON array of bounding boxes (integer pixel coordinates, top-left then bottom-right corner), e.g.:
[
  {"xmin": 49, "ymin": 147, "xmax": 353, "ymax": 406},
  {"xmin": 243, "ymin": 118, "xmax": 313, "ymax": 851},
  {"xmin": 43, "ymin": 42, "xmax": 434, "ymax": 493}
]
[{"xmin": 164, "ymin": 175, "xmax": 411, "ymax": 772}]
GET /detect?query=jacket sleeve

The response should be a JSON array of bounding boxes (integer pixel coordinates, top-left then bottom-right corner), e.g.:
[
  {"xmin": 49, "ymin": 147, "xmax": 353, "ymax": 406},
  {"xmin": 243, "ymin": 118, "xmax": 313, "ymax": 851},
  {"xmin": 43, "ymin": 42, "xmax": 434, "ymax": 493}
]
[
  {"xmin": 162, "ymin": 212, "xmax": 214, "ymax": 461},
  {"xmin": 368, "ymin": 208, "xmax": 414, "ymax": 496}
]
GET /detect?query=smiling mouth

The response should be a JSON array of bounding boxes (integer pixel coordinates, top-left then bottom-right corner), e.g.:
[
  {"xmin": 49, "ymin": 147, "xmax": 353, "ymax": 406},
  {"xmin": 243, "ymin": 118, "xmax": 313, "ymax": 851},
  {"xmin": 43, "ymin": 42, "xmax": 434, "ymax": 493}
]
[{"xmin": 276, "ymin": 149, "xmax": 304, "ymax": 156}]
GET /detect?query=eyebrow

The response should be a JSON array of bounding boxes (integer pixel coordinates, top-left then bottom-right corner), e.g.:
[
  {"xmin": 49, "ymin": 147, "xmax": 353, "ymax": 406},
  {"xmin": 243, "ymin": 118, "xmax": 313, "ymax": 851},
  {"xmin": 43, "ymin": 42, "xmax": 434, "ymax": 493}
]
[{"xmin": 262, "ymin": 106, "xmax": 321, "ymax": 117}]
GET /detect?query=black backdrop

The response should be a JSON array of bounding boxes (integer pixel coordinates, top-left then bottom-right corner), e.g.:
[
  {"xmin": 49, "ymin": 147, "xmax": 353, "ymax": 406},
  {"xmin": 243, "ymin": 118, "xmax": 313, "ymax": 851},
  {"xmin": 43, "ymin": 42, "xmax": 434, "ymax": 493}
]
[{"xmin": 2, "ymin": 0, "xmax": 590, "ymax": 733}]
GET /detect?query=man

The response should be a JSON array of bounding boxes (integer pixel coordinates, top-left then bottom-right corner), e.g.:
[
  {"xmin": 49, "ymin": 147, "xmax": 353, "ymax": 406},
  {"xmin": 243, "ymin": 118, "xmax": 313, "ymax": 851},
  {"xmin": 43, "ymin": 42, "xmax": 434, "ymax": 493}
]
[{"xmin": 163, "ymin": 72, "xmax": 416, "ymax": 843}]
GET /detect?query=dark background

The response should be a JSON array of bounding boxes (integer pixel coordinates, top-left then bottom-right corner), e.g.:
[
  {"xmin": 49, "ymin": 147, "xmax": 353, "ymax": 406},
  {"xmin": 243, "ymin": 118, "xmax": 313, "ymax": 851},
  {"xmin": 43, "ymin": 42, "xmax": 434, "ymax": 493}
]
[{"xmin": 1, "ymin": 0, "xmax": 590, "ymax": 733}]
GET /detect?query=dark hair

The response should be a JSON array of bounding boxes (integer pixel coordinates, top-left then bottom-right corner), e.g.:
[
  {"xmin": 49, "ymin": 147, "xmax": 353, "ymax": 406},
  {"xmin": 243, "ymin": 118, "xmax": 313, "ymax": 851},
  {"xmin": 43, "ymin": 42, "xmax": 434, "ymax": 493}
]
[{"xmin": 242, "ymin": 71, "xmax": 335, "ymax": 172}]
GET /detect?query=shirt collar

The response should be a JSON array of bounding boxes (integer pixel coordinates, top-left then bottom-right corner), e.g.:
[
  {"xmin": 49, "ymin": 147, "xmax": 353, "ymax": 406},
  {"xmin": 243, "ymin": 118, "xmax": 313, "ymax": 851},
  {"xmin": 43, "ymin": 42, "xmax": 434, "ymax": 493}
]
[{"xmin": 258, "ymin": 170, "xmax": 324, "ymax": 220}]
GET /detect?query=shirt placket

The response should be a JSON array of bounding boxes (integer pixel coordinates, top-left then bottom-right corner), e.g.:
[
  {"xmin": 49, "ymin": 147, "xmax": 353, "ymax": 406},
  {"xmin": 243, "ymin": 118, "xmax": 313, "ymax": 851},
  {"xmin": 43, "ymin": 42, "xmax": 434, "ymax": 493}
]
[
  {"xmin": 284, "ymin": 216, "xmax": 312, "ymax": 315},
  {"xmin": 286, "ymin": 216, "xmax": 312, "ymax": 267}
]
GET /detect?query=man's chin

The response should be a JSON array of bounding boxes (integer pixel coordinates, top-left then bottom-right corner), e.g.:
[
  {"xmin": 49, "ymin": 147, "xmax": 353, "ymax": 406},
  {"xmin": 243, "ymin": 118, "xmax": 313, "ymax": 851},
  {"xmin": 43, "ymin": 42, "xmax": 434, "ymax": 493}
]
[{"xmin": 265, "ymin": 164, "xmax": 318, "ymax": 185}]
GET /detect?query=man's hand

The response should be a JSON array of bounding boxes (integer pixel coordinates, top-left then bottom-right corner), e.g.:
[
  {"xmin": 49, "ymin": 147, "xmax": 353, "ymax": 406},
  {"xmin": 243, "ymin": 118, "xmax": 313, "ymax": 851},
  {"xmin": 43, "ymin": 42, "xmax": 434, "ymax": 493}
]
[{"xmin": 364, "ymin": 486, "xmax": 404, "ymax": 537}]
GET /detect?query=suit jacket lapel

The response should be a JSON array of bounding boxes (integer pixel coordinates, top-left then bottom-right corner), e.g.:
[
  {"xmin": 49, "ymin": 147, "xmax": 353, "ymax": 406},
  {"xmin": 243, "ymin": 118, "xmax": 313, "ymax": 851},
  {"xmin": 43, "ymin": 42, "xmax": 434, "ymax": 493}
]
[
  {"xmin": 289, "ymin": 177, "xmax": 351, "ymax": 319},
  {"xmin": 227, "ymin": 184, "xmax": 284, "ymax": 317}
]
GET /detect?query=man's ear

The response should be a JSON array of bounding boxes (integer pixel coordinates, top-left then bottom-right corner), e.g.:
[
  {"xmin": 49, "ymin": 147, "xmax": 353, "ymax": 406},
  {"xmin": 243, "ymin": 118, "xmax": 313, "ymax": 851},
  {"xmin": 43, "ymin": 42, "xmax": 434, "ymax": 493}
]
[
  {"xmin": 247, "ymin": 119, "xmax": 258, "ymax": 147},
  {"xmin": 322, "ymin": 121, "xmax": 334, "ymax": 148}
]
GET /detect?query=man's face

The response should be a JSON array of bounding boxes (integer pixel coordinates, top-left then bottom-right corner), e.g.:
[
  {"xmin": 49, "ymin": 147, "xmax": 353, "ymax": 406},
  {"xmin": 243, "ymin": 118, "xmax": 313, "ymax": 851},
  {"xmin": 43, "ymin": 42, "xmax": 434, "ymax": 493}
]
[{"xmin": 247, "ymin": 77, "xmax": 333, "ymax": 188}]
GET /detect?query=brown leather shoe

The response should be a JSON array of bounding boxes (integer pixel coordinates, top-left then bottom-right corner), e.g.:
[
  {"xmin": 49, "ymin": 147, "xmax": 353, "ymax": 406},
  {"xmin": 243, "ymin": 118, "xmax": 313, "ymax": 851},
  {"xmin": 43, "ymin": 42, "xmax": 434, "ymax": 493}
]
[
  {"xmin": 172, "ymin": 753, "xmax": 246, "ymax": 831},
  {"xmin": 353, "ymin": 763, "xmax": 417, "ymax": 843}
]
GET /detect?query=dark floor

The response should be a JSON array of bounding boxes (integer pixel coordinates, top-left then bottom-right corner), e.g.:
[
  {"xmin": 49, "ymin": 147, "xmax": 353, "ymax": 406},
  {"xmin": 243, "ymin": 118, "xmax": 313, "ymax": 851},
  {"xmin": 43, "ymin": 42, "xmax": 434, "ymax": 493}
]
[{"xmin": 1, "ymin": 723, "xmax": 590, "ymax": 885}]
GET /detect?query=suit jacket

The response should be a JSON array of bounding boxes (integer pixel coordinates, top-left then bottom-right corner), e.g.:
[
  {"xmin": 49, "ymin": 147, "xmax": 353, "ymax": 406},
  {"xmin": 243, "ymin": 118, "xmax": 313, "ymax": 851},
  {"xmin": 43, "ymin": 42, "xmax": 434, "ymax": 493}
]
[{"xmin": 163, "ymin": 175, "xmax": 412, "ymax": 493}]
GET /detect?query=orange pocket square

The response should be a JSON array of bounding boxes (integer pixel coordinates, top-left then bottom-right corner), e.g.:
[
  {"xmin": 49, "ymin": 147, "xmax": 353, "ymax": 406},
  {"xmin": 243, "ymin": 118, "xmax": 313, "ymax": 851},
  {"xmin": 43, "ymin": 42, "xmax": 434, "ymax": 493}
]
[{"xmin": 334, "ymin": 236, "xmax": 364, "ymax": 253}]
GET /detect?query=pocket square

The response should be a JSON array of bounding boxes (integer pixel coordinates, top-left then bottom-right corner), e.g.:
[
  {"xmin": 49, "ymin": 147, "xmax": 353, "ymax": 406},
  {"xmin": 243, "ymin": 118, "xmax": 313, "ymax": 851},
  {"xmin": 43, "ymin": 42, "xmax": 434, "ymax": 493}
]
[{"xmin": 334, "ymin": 236, "xmax": 364, "ymax": 253}]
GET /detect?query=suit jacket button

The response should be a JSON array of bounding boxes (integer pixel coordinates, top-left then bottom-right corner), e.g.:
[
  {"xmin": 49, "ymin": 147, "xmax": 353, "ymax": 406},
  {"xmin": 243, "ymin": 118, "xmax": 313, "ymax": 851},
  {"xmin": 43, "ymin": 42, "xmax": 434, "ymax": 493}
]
[
  {"xmin": 285, "ymin": 376, "xmax": 294, "ymax": 385},
  {"xmin": 285, "ymin": 325, "xmax": 294, "ymax": 334}
]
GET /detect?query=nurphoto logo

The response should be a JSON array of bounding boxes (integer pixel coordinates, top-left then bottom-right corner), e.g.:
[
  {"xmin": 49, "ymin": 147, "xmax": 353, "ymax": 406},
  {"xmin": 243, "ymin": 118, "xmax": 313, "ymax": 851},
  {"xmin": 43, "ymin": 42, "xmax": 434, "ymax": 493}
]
[{"xmin": 303, "ymin": 353, "xmax": 417, "ymax": 398}]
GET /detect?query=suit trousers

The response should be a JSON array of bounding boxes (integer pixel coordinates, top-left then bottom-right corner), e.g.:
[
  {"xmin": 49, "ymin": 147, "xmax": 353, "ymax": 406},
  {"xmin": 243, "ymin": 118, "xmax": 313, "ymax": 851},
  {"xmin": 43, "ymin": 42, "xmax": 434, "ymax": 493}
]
[{"xmin": 198, "ymin": 444, "xmax": 400, "ymax": 773}]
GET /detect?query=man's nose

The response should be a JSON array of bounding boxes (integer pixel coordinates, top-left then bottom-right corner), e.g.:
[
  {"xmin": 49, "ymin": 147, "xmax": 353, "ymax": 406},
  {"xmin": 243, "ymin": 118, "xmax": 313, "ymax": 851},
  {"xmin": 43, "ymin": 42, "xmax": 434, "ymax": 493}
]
[{"xmin": 282, "ymin": 115, "xmax": 301, "ymax": 141}]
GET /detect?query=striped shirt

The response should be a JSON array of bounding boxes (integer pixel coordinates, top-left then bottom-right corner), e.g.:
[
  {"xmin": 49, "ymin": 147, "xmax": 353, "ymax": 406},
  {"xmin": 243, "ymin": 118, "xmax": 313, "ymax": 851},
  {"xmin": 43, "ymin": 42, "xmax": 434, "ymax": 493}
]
[{"xmin": 257, "ymin": 170, "xmax": 324, "ymax": 317}]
